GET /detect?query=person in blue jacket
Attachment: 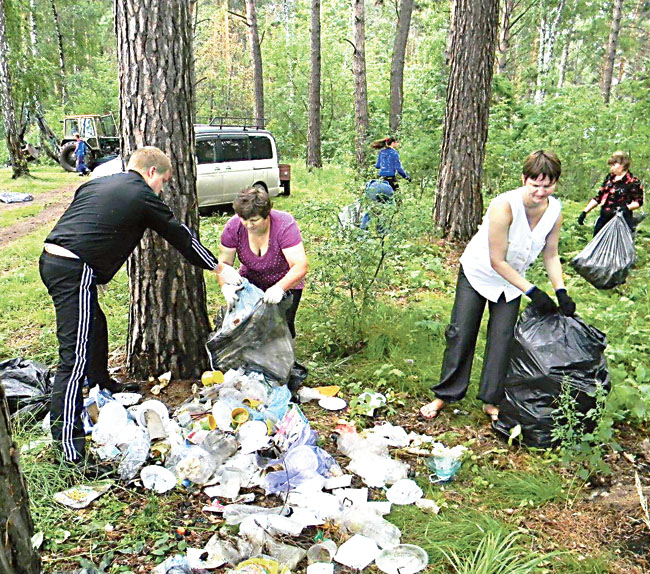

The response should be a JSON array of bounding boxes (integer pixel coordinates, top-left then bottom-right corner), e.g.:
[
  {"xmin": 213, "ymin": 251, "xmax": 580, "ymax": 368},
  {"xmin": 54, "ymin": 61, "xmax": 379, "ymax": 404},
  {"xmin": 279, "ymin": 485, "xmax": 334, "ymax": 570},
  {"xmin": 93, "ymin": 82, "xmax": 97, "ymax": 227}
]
[
  {"xmin": 74, "ymin": 133, "xmax": 91, "ymax": 176},
  {"xmin": 371, "ymin": 136, "xmax": 410, "ymax": 190}
]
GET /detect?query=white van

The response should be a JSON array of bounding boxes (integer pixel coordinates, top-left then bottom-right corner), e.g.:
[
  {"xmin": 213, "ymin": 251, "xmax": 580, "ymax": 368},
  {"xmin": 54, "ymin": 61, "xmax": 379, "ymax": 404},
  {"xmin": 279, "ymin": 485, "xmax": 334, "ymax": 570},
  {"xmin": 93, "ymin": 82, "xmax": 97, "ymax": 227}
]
[{"xmin": 195, "ymin": 125, "xmax": 282, "ymax": 214}]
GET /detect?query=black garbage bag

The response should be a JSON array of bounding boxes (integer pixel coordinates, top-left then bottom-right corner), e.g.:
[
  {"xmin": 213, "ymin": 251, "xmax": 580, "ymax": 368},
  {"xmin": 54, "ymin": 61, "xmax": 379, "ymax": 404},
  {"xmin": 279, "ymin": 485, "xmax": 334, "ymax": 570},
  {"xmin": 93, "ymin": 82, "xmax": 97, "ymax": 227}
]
[
  {"xmin": 206, "ymin": 285, "xmax": 295, "ymax": 384},
  {"xmin": 0, "ymin": 357, "xmax": 53, "ymax": 419},
  {"xmin": 570, "ymin": 210, "xmax": 635, "ymax": 289},
  {"xmin": 493, "ymin": 308, "xmax": 610, "ymax": 448}
]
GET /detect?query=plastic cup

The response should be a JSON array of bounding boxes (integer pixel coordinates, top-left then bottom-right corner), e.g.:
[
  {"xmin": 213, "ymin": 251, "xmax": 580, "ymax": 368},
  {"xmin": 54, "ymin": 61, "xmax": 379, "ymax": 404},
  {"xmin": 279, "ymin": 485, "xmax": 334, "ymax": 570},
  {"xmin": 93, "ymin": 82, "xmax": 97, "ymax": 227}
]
[
  {"xmin": 201, "ymin": 370, "xmax": 224, "ymax": 386},
  {"xmin": 426, "ymin": 455, "xmax": 462, "ymax": 482},
  {"xmin": 307, "ymin": 539, "xmax": 337, "ymax": 564},
  {"xmin": 200, "ymin": 414, "xmax": 217, "ymax": 431},
  {"xmin": 231, "ymin": 407, "xmax": 250, "ymax": 426}
]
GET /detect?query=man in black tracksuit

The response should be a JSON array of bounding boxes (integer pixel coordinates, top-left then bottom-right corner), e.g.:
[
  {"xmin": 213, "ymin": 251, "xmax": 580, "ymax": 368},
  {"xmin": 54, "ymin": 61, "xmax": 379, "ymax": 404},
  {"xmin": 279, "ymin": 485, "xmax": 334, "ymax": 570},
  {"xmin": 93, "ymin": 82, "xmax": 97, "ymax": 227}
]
[{"xmin": 39, "ymin": 146, "xmax": 241, "ymax": 464}]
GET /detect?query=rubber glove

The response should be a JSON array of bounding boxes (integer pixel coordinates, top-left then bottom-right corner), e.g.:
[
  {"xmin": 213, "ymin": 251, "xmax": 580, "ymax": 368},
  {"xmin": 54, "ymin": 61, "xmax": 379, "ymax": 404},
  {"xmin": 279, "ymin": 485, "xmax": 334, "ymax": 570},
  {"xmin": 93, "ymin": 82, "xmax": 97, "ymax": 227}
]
[
  {"xmin": 218, "ymin": 263, "xmax": 242, "ymax": 285},
  {"xmin": 221, "ymin": 284, "xmax": 242, "ymax": 309},
  {"xmin": 577, "ymin": 212, "xmax": 586, "ymax": 225},
  {"xmin": 556, "ymin": 289, "xmax": 576, "ymax": 316},
  {"xmin": 263, "ymin": 284, "xmax": 285, "ymax": 304},
  {"xmin": 527, "ymin": 286, "xmax": 557, "ymax": 314}
]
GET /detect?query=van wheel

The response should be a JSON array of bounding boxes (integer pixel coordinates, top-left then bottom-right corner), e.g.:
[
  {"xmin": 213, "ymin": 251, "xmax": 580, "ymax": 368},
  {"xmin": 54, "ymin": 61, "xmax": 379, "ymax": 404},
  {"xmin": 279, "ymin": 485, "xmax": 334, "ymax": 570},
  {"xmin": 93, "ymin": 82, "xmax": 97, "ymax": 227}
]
[
  {"xmin": 199, "ymin": 206, "xmax": 214, "ymax": 217},
  {"xmin": 281, "ymin": 181, "xmax": 291, "ymax": 196}
]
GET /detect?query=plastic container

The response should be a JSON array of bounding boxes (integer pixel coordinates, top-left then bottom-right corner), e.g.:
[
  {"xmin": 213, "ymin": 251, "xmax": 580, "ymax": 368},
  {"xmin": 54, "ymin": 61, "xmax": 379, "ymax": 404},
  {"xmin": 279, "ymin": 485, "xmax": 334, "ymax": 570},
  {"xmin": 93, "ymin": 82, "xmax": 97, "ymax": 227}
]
[
  {"xmin": 201, "ymin": 430, "xmax": 238, "ymax": 465},
  {"xmin": 166, "ymin": 444, "xmax": 216, "ymax": 485},
  {"xmin": 342, "ymin": 508, "xmax": 401, "ymax": 549},
  {"xmin": 118, "ymin": 426, "xmax": 151, "ymax": 480},
  {"xmin": 307, "ymin": 540, "xmax": 337, "ymax": 563},
  {"xmin": 375, "ymin": 544, "xmax": 429, "ymax": 574}
]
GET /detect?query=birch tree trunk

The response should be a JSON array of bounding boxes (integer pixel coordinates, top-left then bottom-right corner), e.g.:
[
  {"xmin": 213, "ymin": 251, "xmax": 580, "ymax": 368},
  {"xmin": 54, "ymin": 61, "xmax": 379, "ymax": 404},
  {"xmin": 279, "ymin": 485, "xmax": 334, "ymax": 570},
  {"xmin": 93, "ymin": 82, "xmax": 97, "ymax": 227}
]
[
  {"xmin": 352, "ymin": 0, "xmax": 368, "ymax": 166},
  {"xmin": 246, "ymin": 0, "xmax": 265, "ymax": 125},
  {"xmin": 0, "ymin": 0, "xmax": 29, "ymax": 179},
  {"xmin": 601, "ymin": 0, "xmax": 624, "ymax": 104},
  {"xmin": 534, "ymin": 0, "xmax": 565, "ymax": 104},
  {"xmin": 115, "ymin": 0, "xmax": 212, "ymax": 379},
  {"xmin": 307, "ymin": 0, "xmax": 322, "ymax": 168},
  {"xmin": 434, "ymin": 0, "xmax": 499, "ymax": 241},
  {"xmin": 497, "ymin": 0, "xmax": 514, "ymax": 75},
  {"xmin": 49, "ymin": 0, "xmax": 66, "ymax": 105},
  {"xmin": 0, "ymin": 384, "xmax": 41, "ymax": 574},
  {"xmin": 389, "ymin": 0, "xmax": 414, "ymax": 133}
]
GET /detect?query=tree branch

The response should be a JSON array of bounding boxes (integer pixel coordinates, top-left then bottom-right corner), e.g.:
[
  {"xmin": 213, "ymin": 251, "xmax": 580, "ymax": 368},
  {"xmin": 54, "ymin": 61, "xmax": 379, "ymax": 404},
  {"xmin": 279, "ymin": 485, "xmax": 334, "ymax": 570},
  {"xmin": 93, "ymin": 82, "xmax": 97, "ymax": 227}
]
[{"xmin": 227, "ymin": 9, "xmax": 249, "ymax": 25}]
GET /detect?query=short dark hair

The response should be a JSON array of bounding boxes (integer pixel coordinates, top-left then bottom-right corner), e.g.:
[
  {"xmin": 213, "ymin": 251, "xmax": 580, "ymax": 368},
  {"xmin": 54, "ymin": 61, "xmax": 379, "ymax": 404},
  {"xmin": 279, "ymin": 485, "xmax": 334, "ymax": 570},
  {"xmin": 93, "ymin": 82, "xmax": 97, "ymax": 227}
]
[
  {"xmin": 607, "ymin": 150, "xmax": 630, "ymax": 170},
  {"xmin": 522, "ymin": 150, "xmax": 561, "ymax": 183},
  {"xmin": 233, "ymin": 187, "xmax": 272, "ymax": 219}
]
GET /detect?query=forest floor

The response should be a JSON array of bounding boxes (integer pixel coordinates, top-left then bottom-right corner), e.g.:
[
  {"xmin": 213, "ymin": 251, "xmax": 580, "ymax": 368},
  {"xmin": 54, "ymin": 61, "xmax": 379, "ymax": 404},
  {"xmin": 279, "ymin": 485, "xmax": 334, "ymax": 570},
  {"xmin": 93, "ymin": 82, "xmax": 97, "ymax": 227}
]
[{"xmin": 4, "ymin": 163, "xmax": 650, "ymax": 573}]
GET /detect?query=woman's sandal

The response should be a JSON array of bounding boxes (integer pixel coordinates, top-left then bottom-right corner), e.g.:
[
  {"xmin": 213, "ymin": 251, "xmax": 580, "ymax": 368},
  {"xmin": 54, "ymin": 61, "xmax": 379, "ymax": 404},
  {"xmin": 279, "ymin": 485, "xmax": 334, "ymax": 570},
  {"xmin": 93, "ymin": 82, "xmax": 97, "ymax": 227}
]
[
  {"xmin": 482, "ymin": 404, "xmax": 499, "ymax": 422},
  {"xmin": 419, "ymin": 399, "xmax": 446, "ymax": 420}
]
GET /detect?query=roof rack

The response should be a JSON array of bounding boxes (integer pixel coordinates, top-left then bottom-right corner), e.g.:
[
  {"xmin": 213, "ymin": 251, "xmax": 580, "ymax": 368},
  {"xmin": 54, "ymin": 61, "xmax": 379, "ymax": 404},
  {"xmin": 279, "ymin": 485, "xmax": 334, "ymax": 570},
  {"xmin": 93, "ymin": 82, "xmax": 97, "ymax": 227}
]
[{"xmin": 208, "ymin": 116, "xmax": 266, "ymax": 130}]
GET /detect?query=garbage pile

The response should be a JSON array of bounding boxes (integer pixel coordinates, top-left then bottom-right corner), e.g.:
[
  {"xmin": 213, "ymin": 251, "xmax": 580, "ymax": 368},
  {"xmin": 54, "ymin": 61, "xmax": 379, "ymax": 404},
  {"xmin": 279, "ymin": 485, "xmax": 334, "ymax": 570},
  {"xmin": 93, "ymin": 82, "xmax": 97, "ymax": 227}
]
[{"xmin": 48, "ymin": 279, "xmax": 465, "ymax": 573}]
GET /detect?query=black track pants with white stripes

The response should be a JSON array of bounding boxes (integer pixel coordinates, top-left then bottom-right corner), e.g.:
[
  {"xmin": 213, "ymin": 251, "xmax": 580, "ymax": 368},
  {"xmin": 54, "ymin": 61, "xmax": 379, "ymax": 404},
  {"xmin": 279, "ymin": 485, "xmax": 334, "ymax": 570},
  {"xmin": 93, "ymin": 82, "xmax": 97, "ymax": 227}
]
[{"xmin": 39, "ymin": 251, "xmax": 106, "ymax": 462}]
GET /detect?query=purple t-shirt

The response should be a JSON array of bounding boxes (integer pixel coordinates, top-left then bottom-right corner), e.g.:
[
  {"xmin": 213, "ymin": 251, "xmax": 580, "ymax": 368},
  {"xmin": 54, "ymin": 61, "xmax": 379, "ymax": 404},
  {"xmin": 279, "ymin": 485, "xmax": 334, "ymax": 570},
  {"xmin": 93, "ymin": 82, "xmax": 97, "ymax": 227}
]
[{"xmin": 221, "ymin": 209, "xmax": 304, "ymax": 291}]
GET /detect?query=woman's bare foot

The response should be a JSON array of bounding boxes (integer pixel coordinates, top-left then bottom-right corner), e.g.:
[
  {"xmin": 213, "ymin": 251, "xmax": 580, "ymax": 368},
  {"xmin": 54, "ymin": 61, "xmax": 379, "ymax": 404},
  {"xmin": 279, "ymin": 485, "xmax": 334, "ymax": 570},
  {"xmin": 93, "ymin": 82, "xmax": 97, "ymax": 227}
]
[
  {"xmin": 420, "ymin": 398, "xmax": 446, "ymax": 419},
  {"xmin": 482, "ymin": 403, "xmax": 499, "ymax": 421}
]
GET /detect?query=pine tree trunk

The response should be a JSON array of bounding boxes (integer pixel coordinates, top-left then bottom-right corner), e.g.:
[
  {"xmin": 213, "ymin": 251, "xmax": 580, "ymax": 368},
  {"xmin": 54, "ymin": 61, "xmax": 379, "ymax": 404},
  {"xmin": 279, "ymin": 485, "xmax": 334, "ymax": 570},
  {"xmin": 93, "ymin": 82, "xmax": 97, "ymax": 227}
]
[
  {"xmin": 115, "ymin": 0, "xmax": 212, "ymax": 380},
  {"xmin": 49, "ymin": 0, "xmax": 66, "ymax": 106},
  {"xmin": 0, "ymin": 1, "xmax": 29, "ymax": 179},
  {"xmin": 497, "ymin": 0, "xmax": 513, "ymax": 75},
  {"xmin": 352, "ymin": 0, "xmax": 368, "ymax": 166},
  {"xmin": 0, "ymin": 385, "xmax": 41, "ymax": 574},
  {"xmin": 307, "ymin": 0, "xmax": 322, "ymax": 168},
  {"xmin": 434, "ymin": 0, "xmax": 499, "ymax": 241},
  {"xmin": 602, "ymin": 0, "xmax": 624, "ymax": 104},
  {"xmin": 246, "ymin": 0, "xmax": 265, "ymax": 126},
  {"xmin": 389, "ymin": 0, "xmax": 414, "ymax": 133}
]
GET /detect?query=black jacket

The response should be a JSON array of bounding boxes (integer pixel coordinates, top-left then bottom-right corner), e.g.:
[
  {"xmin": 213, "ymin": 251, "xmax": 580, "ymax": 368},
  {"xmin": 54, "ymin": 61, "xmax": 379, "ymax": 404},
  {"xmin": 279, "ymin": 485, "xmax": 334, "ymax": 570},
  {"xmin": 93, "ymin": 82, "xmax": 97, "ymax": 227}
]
[{"xmin": 46, "ymin": 171, "xmax": 217, "ymax": 284}]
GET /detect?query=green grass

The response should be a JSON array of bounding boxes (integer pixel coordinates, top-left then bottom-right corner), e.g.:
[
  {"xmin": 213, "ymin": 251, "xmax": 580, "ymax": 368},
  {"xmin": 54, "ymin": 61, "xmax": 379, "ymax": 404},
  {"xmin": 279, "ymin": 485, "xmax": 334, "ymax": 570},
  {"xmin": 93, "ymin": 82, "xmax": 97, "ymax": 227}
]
[{"xmin": 0, "ymin": 165, "xmax": 79, "ymax": 195}]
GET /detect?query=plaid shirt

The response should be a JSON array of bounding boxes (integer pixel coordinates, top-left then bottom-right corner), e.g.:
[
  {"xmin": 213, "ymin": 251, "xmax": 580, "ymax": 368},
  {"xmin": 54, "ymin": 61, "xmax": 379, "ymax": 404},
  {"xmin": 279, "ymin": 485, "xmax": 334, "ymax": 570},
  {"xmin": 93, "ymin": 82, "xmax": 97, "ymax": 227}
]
[{"xmin": 593, "ymin": 171, "xmax": 644, "ymax": 212}]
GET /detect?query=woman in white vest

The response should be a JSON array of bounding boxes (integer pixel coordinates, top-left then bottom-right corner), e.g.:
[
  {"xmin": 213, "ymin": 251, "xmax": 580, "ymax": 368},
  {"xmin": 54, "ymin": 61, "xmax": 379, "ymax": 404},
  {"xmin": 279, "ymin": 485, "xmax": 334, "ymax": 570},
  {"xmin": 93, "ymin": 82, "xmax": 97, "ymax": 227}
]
[{"xmin": 420, "ymin": 150, "xmax": 576, "ymax": 422}]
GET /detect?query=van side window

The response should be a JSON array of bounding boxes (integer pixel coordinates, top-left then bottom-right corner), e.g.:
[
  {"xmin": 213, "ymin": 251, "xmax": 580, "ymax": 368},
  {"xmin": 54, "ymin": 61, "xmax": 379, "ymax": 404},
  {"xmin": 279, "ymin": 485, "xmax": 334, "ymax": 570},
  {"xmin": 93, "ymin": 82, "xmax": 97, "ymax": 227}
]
[
  {"xmin": 196, "ymin": 139, "xmax": 218, "ymax": 164},
  {"xmin": 219, "ymin": 136, "xmax": 249, "ymax": 162},
  {"xmin": 250, "ymin": 136, "xmax": 273, "ymax": 160}
]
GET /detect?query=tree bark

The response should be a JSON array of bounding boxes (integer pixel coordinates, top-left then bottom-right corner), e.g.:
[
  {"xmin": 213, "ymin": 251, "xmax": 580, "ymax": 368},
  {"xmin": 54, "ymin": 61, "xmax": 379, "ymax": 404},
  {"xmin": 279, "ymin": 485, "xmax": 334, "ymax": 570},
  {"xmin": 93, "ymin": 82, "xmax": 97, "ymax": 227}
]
[
  {"xmin": 601, "ymin": 0, "xmax": 624, "ymax": 104},
  {"xmin": 115, "ymin": 0, "xmax": 212, "ymax": 380},
  {"xmin": 0, "ymin": 385, "xmax": 41, "ymax": 574},
  {"xmin": 534, "ymin": 0, "xmax": 565, "ymax": 104},
  {"xmin": 389, "ymin": 0, "xmax": 414, "ymax": 133},
  {"xmin": 497, "ymin": 0, "xmax": 514, "ymax": 75},
  {"xmin": 352, "ymin": 0, "xmax": 368, "ymax": 166},
  {"xmin": 0, "ymin": 0, "xmax": 29, "ymax": 179},
  {"xmin": 307, "ymin": 0, "xmax": 322, "ymax": 167},
  {"xmin": 434, "ymin": 0, "xmax": 499, "ymax": 241},
  {"xmin": 49, "ymin": 0, "xmax": 66, "ymax": 106},
  {"xmin": 246, "ymin": 0, "xmax": 265, "ymax": 126}
]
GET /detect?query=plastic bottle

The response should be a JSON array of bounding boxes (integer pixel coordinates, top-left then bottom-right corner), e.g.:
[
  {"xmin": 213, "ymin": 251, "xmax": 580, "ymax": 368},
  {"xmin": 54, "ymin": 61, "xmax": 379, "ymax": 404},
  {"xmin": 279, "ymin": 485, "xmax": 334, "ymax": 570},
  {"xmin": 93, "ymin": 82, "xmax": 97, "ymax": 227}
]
[{"xmin": 118, "ymin": 427, "xmax": 151, "ymax": 480}]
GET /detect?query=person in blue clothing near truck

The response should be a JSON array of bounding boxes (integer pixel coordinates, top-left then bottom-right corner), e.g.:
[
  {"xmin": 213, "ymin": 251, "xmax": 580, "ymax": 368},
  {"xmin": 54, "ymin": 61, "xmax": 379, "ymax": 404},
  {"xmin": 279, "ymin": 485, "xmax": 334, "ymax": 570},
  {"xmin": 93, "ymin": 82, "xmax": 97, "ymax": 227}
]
[
  {"xmin": 371, "ymin": 136, "xmax": 410, "ymax": 190},
  {"xmin": 74, "ymin": 133, "xmax": 91, "ymax": 176}
]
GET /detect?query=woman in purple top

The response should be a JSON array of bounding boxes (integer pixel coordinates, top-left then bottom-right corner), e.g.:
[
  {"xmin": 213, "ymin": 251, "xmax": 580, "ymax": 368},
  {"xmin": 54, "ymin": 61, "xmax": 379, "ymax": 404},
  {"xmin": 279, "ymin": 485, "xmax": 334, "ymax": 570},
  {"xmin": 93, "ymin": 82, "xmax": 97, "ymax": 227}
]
[{"xmin": 218, "ymin": 187, "xmax": 308, "ymax": 337}]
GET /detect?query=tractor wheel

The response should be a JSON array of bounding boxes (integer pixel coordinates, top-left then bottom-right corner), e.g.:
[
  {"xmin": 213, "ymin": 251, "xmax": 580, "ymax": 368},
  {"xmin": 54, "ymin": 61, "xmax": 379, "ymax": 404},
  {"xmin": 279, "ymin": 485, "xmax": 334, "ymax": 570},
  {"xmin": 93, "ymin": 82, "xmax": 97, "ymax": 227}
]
[{"xmin": 59, "ymin": 141, "xmax": 77, "ymax": 172}]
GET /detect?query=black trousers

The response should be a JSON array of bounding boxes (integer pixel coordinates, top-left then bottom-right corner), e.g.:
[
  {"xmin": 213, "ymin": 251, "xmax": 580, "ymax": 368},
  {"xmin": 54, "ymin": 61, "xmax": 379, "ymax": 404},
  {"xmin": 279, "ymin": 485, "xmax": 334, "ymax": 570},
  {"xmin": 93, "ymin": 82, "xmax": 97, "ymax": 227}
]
[
  {"xmin": 381, "ymin": 176, "xmax": 399, "ymax": 191},
  {"xmin": 39, "ymin": 252, "xmax": 111, "ymax": 461},
  {"xmin": 430, "ymin": 267, "xmax": 521, "ymax": 405},
  {"xmin": 593, "ymin": 208, "xmax": 634, "ymax": 236},
  {"xmin": 285, "ymin": 289, "xmax": 302, "ymax": 338}
]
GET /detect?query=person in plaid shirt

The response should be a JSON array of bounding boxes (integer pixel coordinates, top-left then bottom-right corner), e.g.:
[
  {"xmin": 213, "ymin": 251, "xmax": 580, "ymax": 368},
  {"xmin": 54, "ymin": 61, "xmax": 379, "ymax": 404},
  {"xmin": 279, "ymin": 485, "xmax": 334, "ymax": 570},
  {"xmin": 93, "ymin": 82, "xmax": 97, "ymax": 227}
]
[{"xmin": 578, "ymin": 151, "xmax": 644, "ymax": 236}]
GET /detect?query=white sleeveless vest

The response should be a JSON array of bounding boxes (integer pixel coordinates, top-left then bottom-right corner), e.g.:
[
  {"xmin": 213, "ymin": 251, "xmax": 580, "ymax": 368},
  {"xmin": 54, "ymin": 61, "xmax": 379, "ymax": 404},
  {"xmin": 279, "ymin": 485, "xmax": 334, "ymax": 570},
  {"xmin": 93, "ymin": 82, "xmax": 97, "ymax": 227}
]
[{"xmin": 459, "ymin": 187, "xmax": 561, "ymax": 302}]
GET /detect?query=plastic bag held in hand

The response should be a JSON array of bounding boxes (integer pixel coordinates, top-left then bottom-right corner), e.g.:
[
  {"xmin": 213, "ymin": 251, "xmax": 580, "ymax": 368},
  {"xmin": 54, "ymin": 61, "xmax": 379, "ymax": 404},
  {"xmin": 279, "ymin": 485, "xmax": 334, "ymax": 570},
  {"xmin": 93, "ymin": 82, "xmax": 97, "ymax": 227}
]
[
  {"xmin": 527, "ymin": 286, "xmax": 557, "ymax": 314},
  {"xmin": 263, "ymin": 284, "xmax": 285, "ymax": 305},
  {"xmin": 221, "ymin": 284, "xmax": 242, "ymax": 309},
  {"xmin": 218, "ymin": 263, "xmax": 242, "ymax": 285},
  {"xmin": 556, "ymin": 289, "xmax": 576, "ymax": 316}
]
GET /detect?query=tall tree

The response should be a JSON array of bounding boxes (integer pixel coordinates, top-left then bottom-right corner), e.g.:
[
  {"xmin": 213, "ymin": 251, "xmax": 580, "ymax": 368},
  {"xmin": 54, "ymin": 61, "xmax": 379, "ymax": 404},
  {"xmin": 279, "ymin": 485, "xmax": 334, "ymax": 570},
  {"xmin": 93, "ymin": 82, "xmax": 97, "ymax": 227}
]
[
  {"xmin": 49, "ymin": 0, "xmax": 66, "ymax": 105},
  {"xmin": 497, "ymin": 0, "xmax": 514, "ymax": 75},
  {"xmin": 246, "ymin": 0, "xmax": 264, "ymax": 125},
  {"xmin": 434, "ymin": 0, "xmax": 499, "ymax": 240},
  {"xmin": 601, "ymin": 0, "xmax": 624, "ymax": 104},
  {"xmin": 115, "ymin": 0, "xmax": 212, "ymax": 379},
  {"xmin": 534, "ymin": 0, "xmax": 565, "ymax": 103},
  {"xmin": 307, "ymin": 0, "xmax": 322, "ymax": 167},
  {"xmin": 389, "ymin": 0, "xmax": 414, "ymax": 133},
  {"xmin": 0, "ymin": 385, "xmax": 41, "ymax": 574},
  {"xmin": 0, "ymin": 0, "xmax": 28, "ymax": 178},
  {"xmin": 352, "ymin": 0, "xmax": 368, "ymax": 166}
]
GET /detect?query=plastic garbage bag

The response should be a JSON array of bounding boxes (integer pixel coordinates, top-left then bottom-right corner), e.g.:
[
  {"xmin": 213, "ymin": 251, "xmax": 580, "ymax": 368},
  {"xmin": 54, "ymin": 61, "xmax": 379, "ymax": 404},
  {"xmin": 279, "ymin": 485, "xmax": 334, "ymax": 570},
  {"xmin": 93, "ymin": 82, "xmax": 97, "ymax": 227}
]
[
  {"xmin": 493, "ymin": 307, "xmax": 611, "ymax": 448},
  {"xmin": 0, "ymin": 357, "xmax": 53, "ymax": 418},
  {"xmin": 0, "ymin": 191, "xmax": 33, "ymax": 203},
  {"xmin": 338, "ymin": 201, "xmax": 364, "ymax": 229},
  {"xmin": 166, "ymin": 444, "xmax": 217, "ymax": 485},
  {"xmin": 570, "ymin": 210, "xmax": 636, "ymax": 289},
  {"xmin": 206, "ymin": 281, "xmax": 295, "ymax": 384},
  {"xmin": 361, "ymin": 180, "xmax": 395, "ymax": 231},
  {"xmin": 91, "ymin": 401, "xmax": 129, "ymax": 446},
  {"xmin": 341, "ymin": 507, "xmax": 401, "ymax": 549},
  {"xmin": 118, "ymin": 427, "xmax": 151, "ymax": 480}
]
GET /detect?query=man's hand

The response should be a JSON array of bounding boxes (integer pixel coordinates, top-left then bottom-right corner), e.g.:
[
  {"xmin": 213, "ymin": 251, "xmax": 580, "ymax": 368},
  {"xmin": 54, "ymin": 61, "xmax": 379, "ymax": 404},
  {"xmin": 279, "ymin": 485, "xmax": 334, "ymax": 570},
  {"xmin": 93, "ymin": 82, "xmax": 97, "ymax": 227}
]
[
  {"xmin": 577, "ymin": 212, "xmax": 587, "ymax": 225},
  {"xmin": 556, "ymin": 289, "xmax": 576, "ymax": 316},
  {"xmin": 527, "ymin": 286, "xmax": 558, "ymax": 314},
  {"xmin": 221, "ymin": 284, "xmax": 243, "ymax": 309},
  {"xmin": 218, "ymin": 263, "xmax": 242, "ymax": 285},
  {"xmin": 263, "ymin": 284, "xmax": 285, "ymax": 305}
]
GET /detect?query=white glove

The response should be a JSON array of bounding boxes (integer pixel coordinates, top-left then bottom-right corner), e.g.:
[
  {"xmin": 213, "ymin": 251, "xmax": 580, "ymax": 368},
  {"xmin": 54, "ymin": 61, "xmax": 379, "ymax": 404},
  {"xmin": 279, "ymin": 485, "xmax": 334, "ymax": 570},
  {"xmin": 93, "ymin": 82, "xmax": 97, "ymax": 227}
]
[
  {"xmin": 222, "ymin": 283, "xmax": 242, "ymax": 309},
  {"xmin": 263, "ymin": 284, "xmax": 285, "ymax": 305},
  {"xmin": 218, "ymin": 263, "xmax": 242, "ymax": 285}
]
